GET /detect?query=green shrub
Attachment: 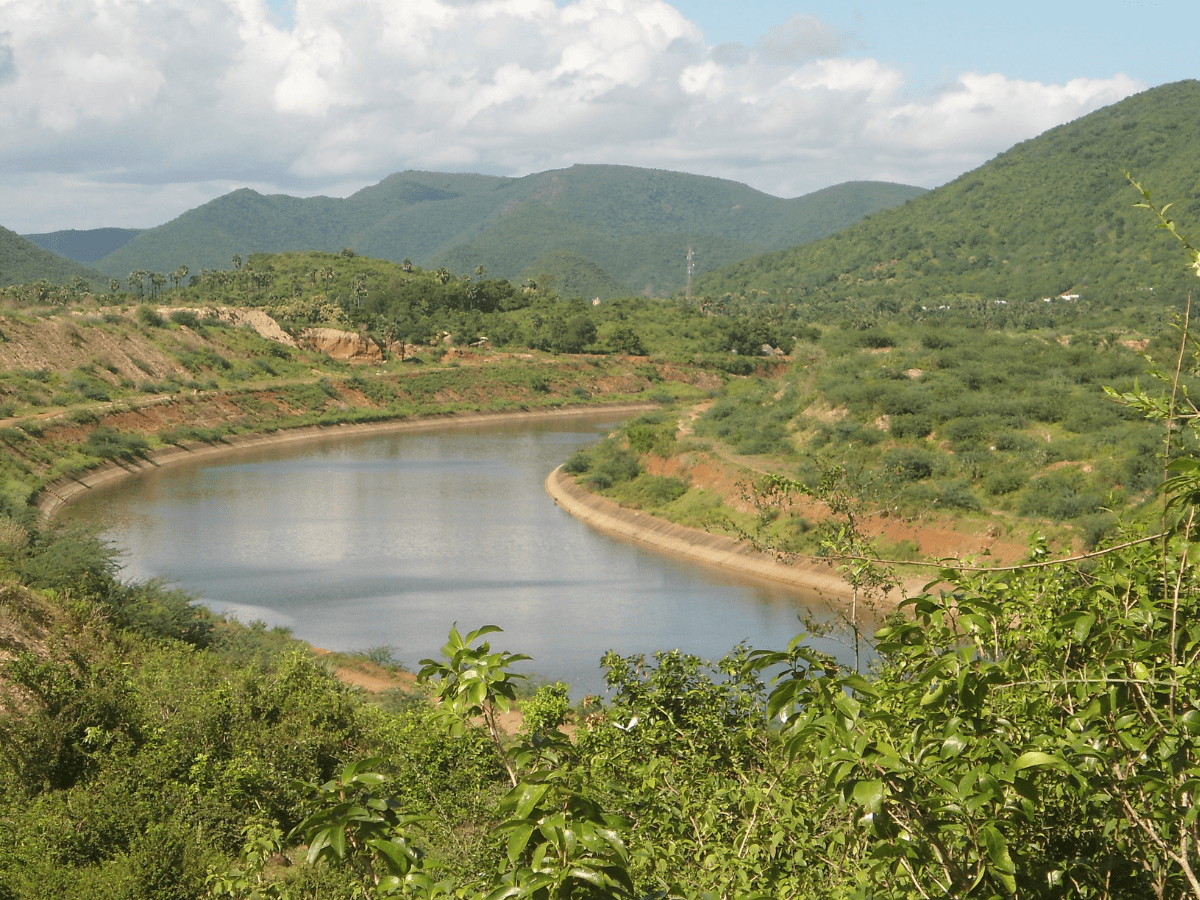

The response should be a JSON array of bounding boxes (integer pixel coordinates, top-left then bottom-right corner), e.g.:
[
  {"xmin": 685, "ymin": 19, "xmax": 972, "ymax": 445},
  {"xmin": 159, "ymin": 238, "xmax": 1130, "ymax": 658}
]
[
  {"xmin": 83, "ymin": 427, "xmax": 149, "ymax": 461},
  {"xmin": 136, "ymin": 306, "xmax": 164, "ymax": 328},
  {"xmin": 101, "ymin": 579, "xmax": 215, "ymax": 648},
  {"xmin": 175, "ymin": 348, "xmax": 230, "ymax": 374},
  {"xmin": 993, "ymin": 431, "xmax": 1036, "ymax": 453},
  {"xmin": 824, "ymin": 421, "xmax": 885, "ymax": 446},
  {"xmin": 626, "ymin": 421, "xmax": 676, "ymax": 457},
  {"xmin": 519, "ymin": 682, "xmax": 571, "ymax": 738},
  {"xmin": 883, "ymin": 448, "xmax": 938, "ymax": 481},
  {"xmin": 613, "ymin": 474, "xmax": 689, "ymax": 509},
  {"xmin": 1078, "ymin": 511, "xmax": 1118, "ymax": 550},
  {"xmin": 937, "ymin": 479, "xmax": 981, "ymax": 511},
  {"xmin": 586, "ymin": 447, "xmax": 641, "ymax": 490},
  {"xmin": 562, "ymin": 450, "xmax": 592, "ymax": 474},
  {"xmin": 983, "ymin": 468, "xmax": 1028, "ymax": 495},
  {"xmin": 1018, "ymin": 468, "xmax": 1106, "ymax": 520},
  {"xmin": 890, "ymin": 414, "xmax": 933, "ymax": 439}
]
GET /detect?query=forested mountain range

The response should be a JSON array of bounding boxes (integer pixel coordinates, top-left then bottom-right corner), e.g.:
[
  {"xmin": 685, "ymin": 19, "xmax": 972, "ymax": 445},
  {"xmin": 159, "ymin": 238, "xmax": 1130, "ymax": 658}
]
[
  {"xmin": 0, "ymin": 227, "xmax": 104, "ymax": 288},
  {"xmin": 22, "ymin": 227, "xmax": 144, "ymax": 265},
  {"xmin": 694, "ymin": 79, "xmax": 1200, "ymax": 311},
  {"xmin": 79, "ymin": 167, "xmax": 925, "ymax": 298}
]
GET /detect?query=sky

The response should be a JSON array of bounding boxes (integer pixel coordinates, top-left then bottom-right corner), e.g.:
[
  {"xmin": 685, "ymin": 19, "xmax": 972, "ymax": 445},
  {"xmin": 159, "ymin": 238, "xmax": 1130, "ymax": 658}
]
[{"xmin": 0, "ymin": 0, "xmax": 1190, "ymax": 233}]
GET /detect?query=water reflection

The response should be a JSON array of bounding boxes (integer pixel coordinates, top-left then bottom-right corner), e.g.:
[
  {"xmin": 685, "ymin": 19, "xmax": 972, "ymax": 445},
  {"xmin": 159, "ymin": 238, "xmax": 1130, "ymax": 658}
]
[{"xmin": 64, "ymin": 413, "xmax": 865, "ymax": 695}]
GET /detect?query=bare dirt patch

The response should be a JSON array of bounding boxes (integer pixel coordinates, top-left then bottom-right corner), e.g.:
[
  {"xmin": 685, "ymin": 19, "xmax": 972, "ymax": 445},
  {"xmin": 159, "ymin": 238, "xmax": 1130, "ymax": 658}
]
[{"xmin": 309, "ymin": 646, "xmax": 418, "ymax": 693}]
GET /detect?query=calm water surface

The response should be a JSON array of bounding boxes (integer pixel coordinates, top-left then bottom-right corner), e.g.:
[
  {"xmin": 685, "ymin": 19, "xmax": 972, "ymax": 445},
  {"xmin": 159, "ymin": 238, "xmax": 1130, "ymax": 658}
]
[{"xmin": 64, "ymin": 414, "xmax": 858, "ymax": 694}]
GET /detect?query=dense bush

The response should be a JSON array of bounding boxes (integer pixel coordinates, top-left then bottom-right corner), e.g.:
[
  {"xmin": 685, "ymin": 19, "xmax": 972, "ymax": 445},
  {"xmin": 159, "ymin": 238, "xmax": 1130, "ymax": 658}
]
[
  {"xmin": 82, "ymin": 427, "xmax": 149, "ymax": 461},
  {"xmin": 883, "ymin": 447, "xmax": 938, "ymax": 482}
]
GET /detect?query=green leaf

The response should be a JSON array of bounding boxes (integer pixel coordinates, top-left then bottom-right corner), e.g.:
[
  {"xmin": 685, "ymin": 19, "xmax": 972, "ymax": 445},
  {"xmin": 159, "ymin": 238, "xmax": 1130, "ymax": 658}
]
[
  {"xmin": 1007, "ymin": 751, "xmax": 1068, "ymax": 783},
  {"xmin": 506, "ymin": 823, "xmax": 535, "ymax": 864},
  {"xmin": 941, "ymin": 735, "xmax": 967, "ymax": 759},
  {"xmin": 465, "ymin": 624, "xmax": 504, "ymax": 644},
  {"xmin": 329, "ymin": 824, "xmax": 347, "ymax": 859},
  {"xmin": 982, "ymin": 825, "xmax": 1017, "ymax": 894},
  {"xmin": 920, "ymin": 681, "xmax": 950, "ymax": 708},
  {"xmin": 482, "ymin": 885, "xmax": 523, "ymax": 900},
  {"xmin": 367, "ymin": 837, "xmax": 418, "ymax": 875},
  {"xmin": 568, "ymin": 865, "xmax": 622, "ymax": 891},
  {"xmin": 833, "ymin": 699, "xmax": 861, "ymax": 727},
  {"xmin": 306, "ymin": 828, "xmax": 332, "ymax": 865},
  {"xmin": 512, "ymin": 782, "xmax": 552, "ymax": 820},
  {"xmin": 850, "ymin": 779, "xmax": 884, "ymax": 815}
]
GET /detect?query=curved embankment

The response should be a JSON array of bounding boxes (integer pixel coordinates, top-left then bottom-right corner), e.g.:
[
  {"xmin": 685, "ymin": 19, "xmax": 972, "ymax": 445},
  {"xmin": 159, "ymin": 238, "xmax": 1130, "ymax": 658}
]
[
  {"xmin": 38, "ymin": 403, "xmax": 655, "ymax": 520},
  {"xmin": 546, "ymin": 466, "xmax": 886, "ymax": 605}
]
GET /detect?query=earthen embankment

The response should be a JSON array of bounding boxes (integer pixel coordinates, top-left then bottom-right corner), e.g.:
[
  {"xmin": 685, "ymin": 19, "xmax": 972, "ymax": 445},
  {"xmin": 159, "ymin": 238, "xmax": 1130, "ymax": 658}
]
[
  {"xmin": 545, "ymin": 466, "xmax": 877, "ymax": 603},
  {"xmin": 38, "ymin": 403, "xmax": 654, "ymax": 520}
]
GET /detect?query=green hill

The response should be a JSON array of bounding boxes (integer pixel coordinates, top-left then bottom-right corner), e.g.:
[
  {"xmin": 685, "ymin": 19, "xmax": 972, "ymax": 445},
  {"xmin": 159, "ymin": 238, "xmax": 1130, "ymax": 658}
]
[
  {"xmin": 22, "ymin": 227, "xmax": 143, "ymax": 264},
  {"xmin": 519, "ymin": 249, "xmax": 630, "ymax": 300},
  {"xmin": 0, "ymin": 227, "xmax": 105, "ymax": 288},
  {"xmin": 694, "ymin": 79, "xmax": 1200, "ymax": 311},
  {"xmin": 93, "ymin": 166, "xmax": 925, "ymax": 297}
]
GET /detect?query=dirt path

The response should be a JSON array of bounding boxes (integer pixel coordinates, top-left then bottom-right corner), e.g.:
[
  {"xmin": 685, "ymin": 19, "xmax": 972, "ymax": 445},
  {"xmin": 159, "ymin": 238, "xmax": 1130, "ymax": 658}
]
[{"xmin": 309, "ymin": 648, "xmax": 532, "ymax": 735}]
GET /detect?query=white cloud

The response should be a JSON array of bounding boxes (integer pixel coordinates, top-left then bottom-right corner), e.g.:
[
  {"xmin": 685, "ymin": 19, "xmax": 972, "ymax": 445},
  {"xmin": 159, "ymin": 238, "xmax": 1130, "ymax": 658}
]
[
  {"xmin": 0, "ymin": 0, "xmax": 1144, "ymax": 231},
  {"xmin": 758, "ymin": 13, "xmax": 851, "ymax": 65},
  {"xmin": 868, "ymin": 73, "xmax": 1144, "ymax": 154}
]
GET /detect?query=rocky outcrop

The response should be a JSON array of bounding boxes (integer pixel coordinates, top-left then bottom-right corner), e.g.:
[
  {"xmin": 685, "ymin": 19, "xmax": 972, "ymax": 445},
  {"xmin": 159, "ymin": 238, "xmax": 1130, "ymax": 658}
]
[
  {"xmin": 299, "ymin": 327, "xmax": 383, "ymax": 363},
  {"xmin": 387, "ymin": 342, "xmax": 423, "ymax": 361},
  {"xmin": 155, "ymin": 307, "xmax": 299, "ymax": 347},
  {"xmin": 227, "ymin": 309, "xmax": 298, "ymax": 346}
]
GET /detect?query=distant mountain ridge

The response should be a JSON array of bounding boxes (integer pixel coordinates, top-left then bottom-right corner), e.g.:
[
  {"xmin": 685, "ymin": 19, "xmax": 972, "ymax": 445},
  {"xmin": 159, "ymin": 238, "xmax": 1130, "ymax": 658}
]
[
  {"xmin": 89, "ymin": 166, "xmax": 926, "ymax": 298},
  {"xmin": 22, "ymin": 228, "xmax": 143, "ymax": 265},
  {"xmin": 0, "ymin": 227, "xmax": 105, "ymax": 288},
  {"xmin": 695, "ymin": 79, "xmax": 1200, "ymax": 308}
]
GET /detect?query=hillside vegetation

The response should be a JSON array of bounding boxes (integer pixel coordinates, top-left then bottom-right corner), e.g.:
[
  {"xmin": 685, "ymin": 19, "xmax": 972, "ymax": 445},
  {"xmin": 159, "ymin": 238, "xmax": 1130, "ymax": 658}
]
[
  {"xmin": 6, "ymin": 79, "xmax": 1200, "ymax": 900},
  {"xmin": 0, "ymin": 184, "xmax": 1198, "ymax": 898},
  {"xmin": 90, "ymin": 167, "xmax": 924, "ymax": 298},
  {"xmin": 0, "ymin": 293, "xmax": 729, "ymax": 516},
  {"xmin": 102, "ymin": 249, "xmax": 798, "ymax": 363},
  {"xmin": 0, "ymin": 227, "xmax": 105, "ymax": 289},
  {"xmin": 2, "ymin": 360, "xmax": 1200, "ymax": 899},
  {"xmin": 696, "ymin": 80, "xmax": 1200, "ymax": 313},
  {"xmin": 21, "ymin": 228, "xmax": 143, "ymax": 265}
]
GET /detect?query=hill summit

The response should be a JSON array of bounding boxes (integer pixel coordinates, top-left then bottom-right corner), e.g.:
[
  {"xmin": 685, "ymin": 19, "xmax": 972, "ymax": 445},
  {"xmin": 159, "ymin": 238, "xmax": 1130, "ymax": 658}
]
[
  {"xmin": 0, "ymin": 227, "xmax": 105, "ymax": 289},
  {"xmin": 696, "ymin": 80, "xmax": 1200, "ymax": 310},
  {"xmin": 90, "ymin": 166, "xmax": 925, "ymax": 299}
]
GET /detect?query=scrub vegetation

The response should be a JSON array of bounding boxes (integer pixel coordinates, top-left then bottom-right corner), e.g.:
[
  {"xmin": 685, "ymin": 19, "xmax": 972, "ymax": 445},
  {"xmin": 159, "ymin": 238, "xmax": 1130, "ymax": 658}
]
[
  {"xmin": 695, "ymin": 81, "xmax": 1200, "ymax": 316},
  {"xmin": 79, "ymin": 167, "xmax": 923, "ymax": 299},
  {"xmin": 2, "ymin": 80, "xmax": 1200, "ymax": 900}
]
